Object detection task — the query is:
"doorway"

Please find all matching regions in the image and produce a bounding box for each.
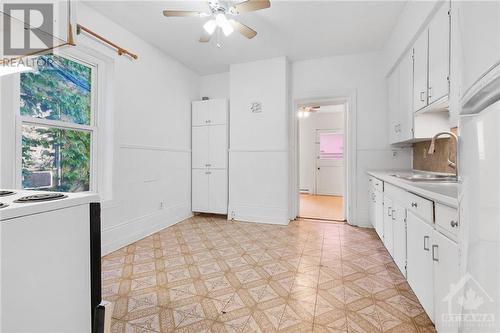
[298,104,346,221]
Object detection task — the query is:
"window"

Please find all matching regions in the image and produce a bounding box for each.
[19,54,96,192]
[319,133,344,160]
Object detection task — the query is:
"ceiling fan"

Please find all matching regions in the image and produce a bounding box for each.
[163,0,270,44]
[297,105,320,118]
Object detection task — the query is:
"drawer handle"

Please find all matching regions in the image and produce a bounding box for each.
[420,91,426,102]
[205,171,211,175]
[432,245,439,262]
[411,202,418,208]
[423,236,429,251]
[450,220,459,228]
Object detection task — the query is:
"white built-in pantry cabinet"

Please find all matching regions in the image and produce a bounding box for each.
[191,99,228,214]
[388,2,451,144]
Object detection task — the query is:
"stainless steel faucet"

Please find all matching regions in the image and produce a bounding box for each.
[428,131,458,178]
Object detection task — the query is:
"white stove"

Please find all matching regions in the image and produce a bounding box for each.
[0,189,105,333]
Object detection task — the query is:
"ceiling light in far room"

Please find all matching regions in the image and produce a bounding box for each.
[203,19,217,35]
[216,13,234,36]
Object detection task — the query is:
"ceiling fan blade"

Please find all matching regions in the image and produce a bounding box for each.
[233,0,270,14]
[230,20,257,39]
[199,30,212,43]
[163,10,204,17]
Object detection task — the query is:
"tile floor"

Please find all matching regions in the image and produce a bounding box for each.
[102,215,436,333]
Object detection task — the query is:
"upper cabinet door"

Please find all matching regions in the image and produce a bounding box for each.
[208,125,228,169]
[388,68,400,144]
[209,99,228,125]
[399,50,415,142]
[192,101,209,126]
[192,126,210,168]
[413,31,429,112]
[428,3,451,104]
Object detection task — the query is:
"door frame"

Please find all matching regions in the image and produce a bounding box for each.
[314,128,345,197]
[289,89,357,225]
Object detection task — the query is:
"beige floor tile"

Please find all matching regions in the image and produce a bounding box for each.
[102,215,436,333]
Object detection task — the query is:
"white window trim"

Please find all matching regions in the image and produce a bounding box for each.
[13,48,110,196]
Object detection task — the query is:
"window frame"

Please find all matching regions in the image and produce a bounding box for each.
[15,52,99,193]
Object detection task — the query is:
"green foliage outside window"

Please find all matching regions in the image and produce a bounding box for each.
[20,54,93,192]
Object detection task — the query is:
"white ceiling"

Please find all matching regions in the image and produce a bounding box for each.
[84,1,406,75]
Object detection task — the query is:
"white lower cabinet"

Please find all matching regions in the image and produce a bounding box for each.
[192,169,227,214]
[407,211,435,321]
[433,230,460,333]
[392,201,407,277]
[368,177,384,240]
[383,196,394,256]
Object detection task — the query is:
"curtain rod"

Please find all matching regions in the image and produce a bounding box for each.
[76,24,138,60]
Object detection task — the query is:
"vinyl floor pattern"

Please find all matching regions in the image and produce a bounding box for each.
[102,215,435,333]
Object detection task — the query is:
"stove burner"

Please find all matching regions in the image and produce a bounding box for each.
[0,202,8,209]
[0,190,15,197]
[14,193,67,203]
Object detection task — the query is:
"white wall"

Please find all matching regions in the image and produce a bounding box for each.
[382,0,440,75]
[200,72,230,99]
[228,57,290,224]
[292,52,412,227]
[0,3,200,254]
[76,3,200,254]
[299,110,344,194]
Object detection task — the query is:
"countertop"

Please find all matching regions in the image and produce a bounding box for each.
[367,170,458,208]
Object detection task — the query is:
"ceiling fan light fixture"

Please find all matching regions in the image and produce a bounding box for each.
[203,19,217,35]
[216,13,234,36]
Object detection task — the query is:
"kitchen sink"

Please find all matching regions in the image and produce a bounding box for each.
[391,174,458,183]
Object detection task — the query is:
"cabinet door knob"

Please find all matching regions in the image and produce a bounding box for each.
[450,220,459,228]
[432,244,439,262]
[420,91,426,102]
[423,235,430,251]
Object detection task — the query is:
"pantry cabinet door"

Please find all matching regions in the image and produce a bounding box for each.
[407,212,434,321]
[208,125,228,169]
[428,2,450,104]
[208,169,228,214]
[413,31,429,112]
[433,230,460,333]
[192,126,209,169]
[192,101,209,126]
[192,169,209,212]
[209,99,228,125]
[399,50,414,142]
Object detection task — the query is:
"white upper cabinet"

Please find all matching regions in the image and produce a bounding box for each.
[388,69,400,144]
[413,31,429,112]
[428,3,451,104]
[398,50,415,142]
[192,99,228,126]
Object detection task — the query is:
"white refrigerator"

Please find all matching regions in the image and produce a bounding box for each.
[458,2,500,332]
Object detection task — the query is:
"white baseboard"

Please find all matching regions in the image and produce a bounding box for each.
[228,204,289,225]
[101,202,192,255]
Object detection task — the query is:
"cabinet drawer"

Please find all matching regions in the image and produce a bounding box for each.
[435,203,459,240]
[406,192,434,223]
[384,183,407,202]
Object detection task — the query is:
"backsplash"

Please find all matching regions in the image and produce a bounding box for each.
[413,128,457,174]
